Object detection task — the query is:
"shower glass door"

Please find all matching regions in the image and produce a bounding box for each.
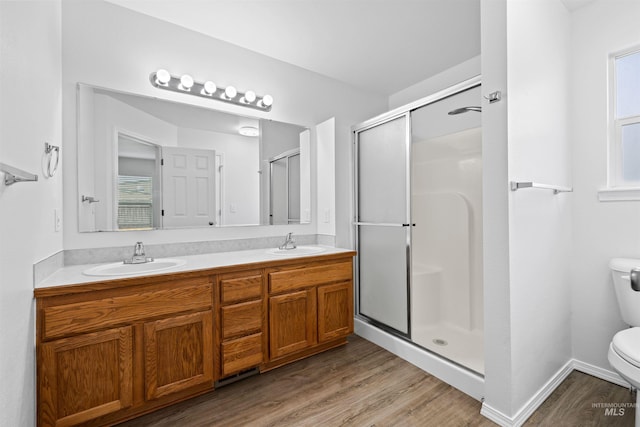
[355,114,411,336]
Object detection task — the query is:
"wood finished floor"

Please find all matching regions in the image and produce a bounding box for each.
[119,335,635,427]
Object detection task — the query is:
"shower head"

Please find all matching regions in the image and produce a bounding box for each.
[448,106,482,115]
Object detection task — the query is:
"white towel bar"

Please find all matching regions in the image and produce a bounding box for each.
[0,162,38,186]
[510,181,573,194]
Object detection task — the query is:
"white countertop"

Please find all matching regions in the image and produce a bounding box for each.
[36,245,355,289]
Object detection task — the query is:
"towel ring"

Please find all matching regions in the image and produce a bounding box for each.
[44,143,60,178]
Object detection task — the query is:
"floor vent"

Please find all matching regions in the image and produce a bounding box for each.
[215,368,260,388]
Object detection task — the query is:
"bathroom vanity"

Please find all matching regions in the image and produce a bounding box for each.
[34,247,355,427]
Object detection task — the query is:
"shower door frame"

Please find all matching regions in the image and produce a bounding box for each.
[353,75,482,342]
[354,111,413,337]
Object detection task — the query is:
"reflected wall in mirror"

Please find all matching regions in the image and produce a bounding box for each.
[77,84,310,232]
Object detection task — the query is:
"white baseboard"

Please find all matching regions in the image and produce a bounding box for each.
[481,358,630,427]
[571,359,630,388]
[480,403,514,427]
[481,359,574,427]
[354,318,485,400]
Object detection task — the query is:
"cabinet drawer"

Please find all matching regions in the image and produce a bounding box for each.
[221,300,262,340]
[220,273,262,304]
[43,280,213,340]
[221,333,263,377]
[269,262,352,294]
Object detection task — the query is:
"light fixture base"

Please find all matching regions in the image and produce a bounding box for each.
[149,72,272,112]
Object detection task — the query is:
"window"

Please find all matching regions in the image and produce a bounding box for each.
[117,175,153,230]
[609,48,640,188]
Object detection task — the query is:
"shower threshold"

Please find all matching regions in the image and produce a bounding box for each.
[412,323,484,375]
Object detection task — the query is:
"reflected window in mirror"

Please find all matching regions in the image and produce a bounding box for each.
[116,133,161,230]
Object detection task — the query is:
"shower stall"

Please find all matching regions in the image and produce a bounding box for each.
[353,77,483,376]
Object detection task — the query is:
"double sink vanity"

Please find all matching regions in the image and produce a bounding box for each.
[34,245,355,427]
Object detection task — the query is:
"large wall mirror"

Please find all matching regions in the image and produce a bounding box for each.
[77,83,311,232]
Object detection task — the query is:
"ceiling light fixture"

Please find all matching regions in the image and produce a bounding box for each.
[239,126,259,137]
[149,69,273,111]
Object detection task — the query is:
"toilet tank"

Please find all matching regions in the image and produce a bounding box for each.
[610,258,640,327]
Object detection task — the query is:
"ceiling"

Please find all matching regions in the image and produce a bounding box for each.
[106,0,481,97]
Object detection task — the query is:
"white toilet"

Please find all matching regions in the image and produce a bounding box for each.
[608,258,640,426]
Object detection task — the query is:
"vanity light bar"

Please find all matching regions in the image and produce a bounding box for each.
[149,69,273,112]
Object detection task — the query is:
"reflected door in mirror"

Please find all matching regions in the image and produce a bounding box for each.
[162,147,216,228]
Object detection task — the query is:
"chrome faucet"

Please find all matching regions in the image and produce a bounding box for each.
[124,241,154,264]
[279,232,297,250]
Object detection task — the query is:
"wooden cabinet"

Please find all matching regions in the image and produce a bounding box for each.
[269,288,317,358]
[218,270,266,377]
[35,251,355,426]
[318,281,354,343]
[38,327,133,427]
[144,311,214,400]
[266,258,354,368]
[36,276,215,427]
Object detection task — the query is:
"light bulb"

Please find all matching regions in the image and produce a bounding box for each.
[244,90,256,103]
[179,74,194,90]
[155,69,171,85]
[261,94,273,107]
[225,86,237,99]
[202,81,217,95]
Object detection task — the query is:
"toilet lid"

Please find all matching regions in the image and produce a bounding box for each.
[612,328,640,368]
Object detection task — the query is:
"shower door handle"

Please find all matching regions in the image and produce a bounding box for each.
[354,222,407,227]
[354,222,415,227]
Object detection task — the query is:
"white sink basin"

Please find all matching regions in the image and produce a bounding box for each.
[266,246,326,256]
[83,258,186,277]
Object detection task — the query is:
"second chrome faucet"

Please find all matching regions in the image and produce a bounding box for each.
[278,232,297,250]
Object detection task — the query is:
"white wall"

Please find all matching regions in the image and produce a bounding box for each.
[299,129,312,224]
[388,56,481,110]
[0,1,63,426]
[506,0,573,414]
[316,117,336,236]
[482,0,573,420]
[480,0,513,416]
[62,0,387,250]
[570,0,640,373]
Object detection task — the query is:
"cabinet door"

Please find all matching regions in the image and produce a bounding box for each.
[38,327,133,427]
[144,311,214,400]
[318,282,354,343]
[269,289,316,359]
